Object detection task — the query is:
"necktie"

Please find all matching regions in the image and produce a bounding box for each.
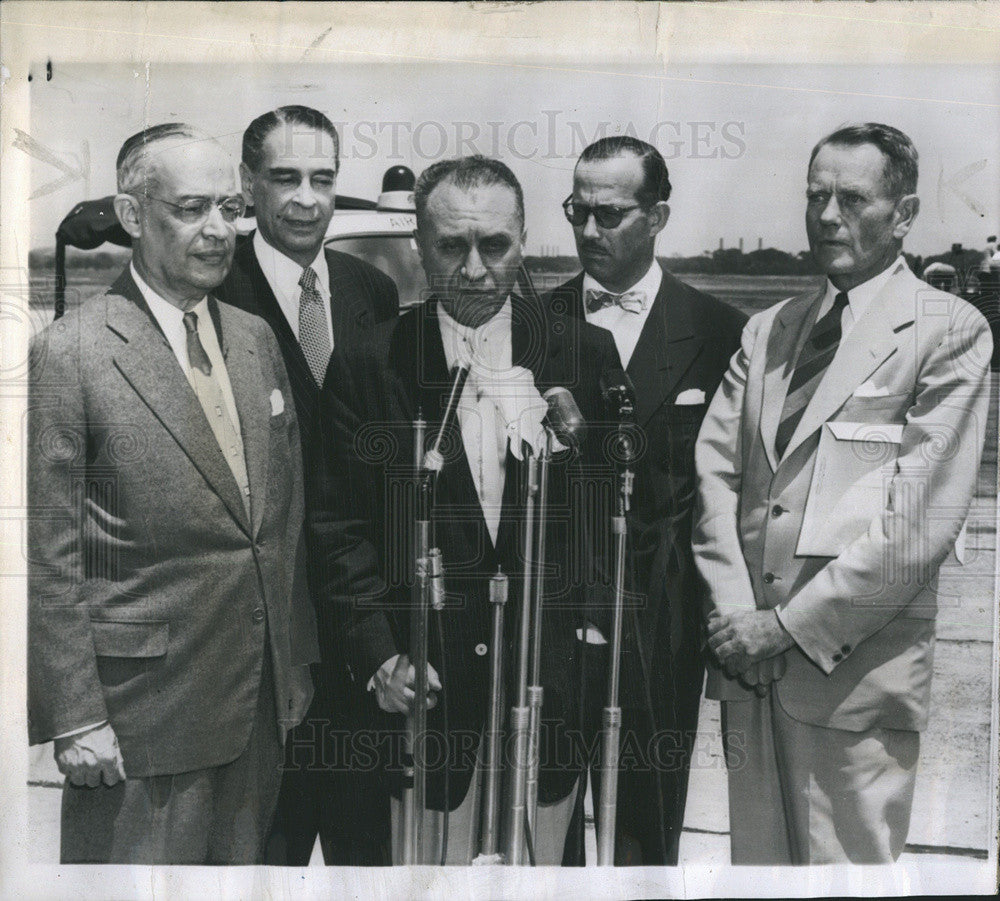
[774,291,850,459]
[298,266,332,386]
[183,311,251,517]
[585,288,646,314]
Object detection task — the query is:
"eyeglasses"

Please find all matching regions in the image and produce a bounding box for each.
[143,194,246,225]
[562,195,644,229]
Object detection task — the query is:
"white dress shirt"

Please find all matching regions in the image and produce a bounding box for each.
[253,229,334,350]
[582,260,663,368]
[817,256,905,338]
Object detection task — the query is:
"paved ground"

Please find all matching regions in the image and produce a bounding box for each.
[26,376,998,867]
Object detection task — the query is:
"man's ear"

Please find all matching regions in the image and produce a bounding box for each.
[893,194,919,239]
[412,229,424,266]
[239,162,255,205]
[648,201,670,236]
[113,194,143,240]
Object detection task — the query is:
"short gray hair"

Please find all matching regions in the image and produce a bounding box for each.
[414,155,524,230]
[116,122,216,195]
[809,123,919,199]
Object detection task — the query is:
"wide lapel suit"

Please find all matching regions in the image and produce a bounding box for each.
[548,265,746,864]
[312,294,619,811]
[694,263,992,730]
[28,269,318,778]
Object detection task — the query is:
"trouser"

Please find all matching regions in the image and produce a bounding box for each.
[721,687,920,865]
[389,733,579,865]
[563,639,701,866]
[62,649,283,865]
[264,682,391,866]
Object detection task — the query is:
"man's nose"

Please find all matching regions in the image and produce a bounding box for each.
[819,194,842,225]
[201,203,231,239]
[582,212,600,240]
[292,180,317,208]
[462,246,487,281]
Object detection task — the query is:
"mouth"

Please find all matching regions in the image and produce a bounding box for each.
[282,218,320,231]
[192,251,229,265]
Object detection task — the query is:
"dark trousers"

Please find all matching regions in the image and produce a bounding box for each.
[264,677,391,866]
[61,651,282,865]
[562,638,701,866]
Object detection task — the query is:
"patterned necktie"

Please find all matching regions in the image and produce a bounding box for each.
[585,288,646,314]
[774,291,850,459]
[298,266,332,387]
[182,311,251,516]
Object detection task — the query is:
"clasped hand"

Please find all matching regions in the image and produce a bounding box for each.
[372,654,442,715]
[706,609,795,695]
[54,723,126,788]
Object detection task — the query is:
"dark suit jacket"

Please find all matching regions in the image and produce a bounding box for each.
[548,265,746,717]
[215,233,399,453]
[28,269,319,778]
[311,294,620,809]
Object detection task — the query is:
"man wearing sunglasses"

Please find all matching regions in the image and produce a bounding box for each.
[28,123,318,863]
[550,136,746,866]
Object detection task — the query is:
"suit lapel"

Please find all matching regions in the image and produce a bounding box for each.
[783,274,909,459]
[213,299,270,537]
[326,248,371,350]
[759,289,822,472]
[107,273,251,532]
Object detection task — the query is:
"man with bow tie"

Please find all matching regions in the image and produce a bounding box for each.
[311,155,620,864]
[548,136,746,866]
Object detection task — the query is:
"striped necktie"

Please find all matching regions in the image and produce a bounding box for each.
[774,291,849,459]
[298,266,332,387]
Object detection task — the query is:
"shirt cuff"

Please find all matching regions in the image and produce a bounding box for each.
[53,720,107,741]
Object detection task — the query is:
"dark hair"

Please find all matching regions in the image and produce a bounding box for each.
[809,123,918,199]
[242,105,340,173]
[414,155,525,228]
[577,135,672,206]
[116,122,213,193]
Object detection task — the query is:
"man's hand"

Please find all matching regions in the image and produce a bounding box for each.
[707,610,795,680]
[54,723,126,788]
[372,654,442,715]
[733,655,789,697]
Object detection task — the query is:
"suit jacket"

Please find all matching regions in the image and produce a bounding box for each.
[215,233,399,453]
[548,266,746,714]
[28,269,319,777]
[311,294,620,809]
[693,263,992,732]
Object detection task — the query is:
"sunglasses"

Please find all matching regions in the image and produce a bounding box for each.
[562,195,644,229]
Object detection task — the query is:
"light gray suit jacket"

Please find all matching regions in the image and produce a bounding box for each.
[693,263,992,732]
[28,269,318,777]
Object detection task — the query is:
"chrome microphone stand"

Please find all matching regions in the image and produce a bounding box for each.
[596,393,636,866]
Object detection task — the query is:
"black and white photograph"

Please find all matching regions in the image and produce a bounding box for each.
[1,2,998,897]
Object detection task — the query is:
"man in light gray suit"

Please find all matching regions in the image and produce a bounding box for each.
[693,123,992,864]
[28,123,318,863]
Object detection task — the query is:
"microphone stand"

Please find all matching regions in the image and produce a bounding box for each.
[403,365,470,865]
[596,397,635,866]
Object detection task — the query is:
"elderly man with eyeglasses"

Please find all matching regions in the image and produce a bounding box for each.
[27,123,318,864]
[548,136,746,866]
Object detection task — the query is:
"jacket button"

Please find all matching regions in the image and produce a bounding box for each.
[771,505,784,518]
[252,608,265,623]
[763,572,776,584]
[475,643,488,657]
[832,652,843,663]
[841,644,851,654]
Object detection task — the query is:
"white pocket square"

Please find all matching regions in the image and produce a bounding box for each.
[675,388,706,406]
[853,381,892,398]
[270,389,285,416]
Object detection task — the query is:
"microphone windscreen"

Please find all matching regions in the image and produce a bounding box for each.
[543,386,587,447]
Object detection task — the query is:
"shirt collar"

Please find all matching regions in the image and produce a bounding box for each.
[437,297,513,373]
[253,229,330,301]
[582,259,662,305]
[130,262,209,326]
[824,255,905,322]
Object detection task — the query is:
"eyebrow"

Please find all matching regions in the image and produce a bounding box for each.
[265,166,337,177]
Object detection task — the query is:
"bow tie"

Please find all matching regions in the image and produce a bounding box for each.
[585,288,647,314]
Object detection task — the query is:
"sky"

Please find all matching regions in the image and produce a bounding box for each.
[24,60,1000,258]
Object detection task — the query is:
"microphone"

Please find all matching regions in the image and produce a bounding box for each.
[542,387,587,448]
[600,367,636,419]
[423,361,472,473]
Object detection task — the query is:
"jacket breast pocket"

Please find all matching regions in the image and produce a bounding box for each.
[91,620,169,658]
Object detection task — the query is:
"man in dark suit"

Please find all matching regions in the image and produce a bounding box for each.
[28,123,317,864]
[215,105,398,866]
[549,136,746,865]
[312,155,620,863]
